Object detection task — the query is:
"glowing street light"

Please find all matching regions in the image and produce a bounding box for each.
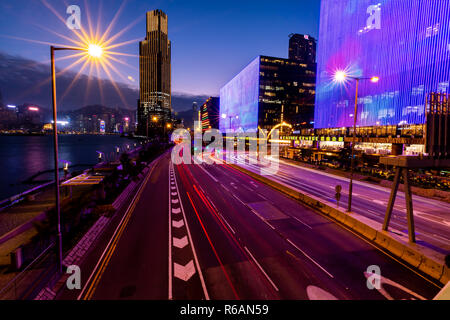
[333,70,380,212]
[88,44,103,58]
[50,43,106,274]
[334,70,347,83]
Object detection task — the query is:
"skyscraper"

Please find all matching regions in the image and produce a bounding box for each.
[137,9,172,136]
[288,34,316,64]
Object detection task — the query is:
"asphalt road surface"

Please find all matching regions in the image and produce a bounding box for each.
[58,152,442,300]
[229,153,450,255]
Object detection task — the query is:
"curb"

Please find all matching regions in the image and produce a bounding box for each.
[230,164,449,286]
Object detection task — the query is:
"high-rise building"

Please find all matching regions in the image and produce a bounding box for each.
[289,34,316,64]
[200,97,220,131]
[137,9,172,136]
[219,56,316,132]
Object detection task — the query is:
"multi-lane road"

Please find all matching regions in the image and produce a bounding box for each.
[58,151,442,300]
[229,153,450,254]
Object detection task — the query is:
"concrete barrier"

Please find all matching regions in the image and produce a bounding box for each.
[230,163,449,286]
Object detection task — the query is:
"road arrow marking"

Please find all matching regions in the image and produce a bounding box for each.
[172,219,184,228]
[171,192,178,196]
[174,260,196,281]
[172,207,181,214]
[172,199,179,204]
[173,236,188,249]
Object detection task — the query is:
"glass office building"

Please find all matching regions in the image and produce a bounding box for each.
[315,0,450,130]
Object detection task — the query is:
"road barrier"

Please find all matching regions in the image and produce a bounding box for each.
[229,164,449,286]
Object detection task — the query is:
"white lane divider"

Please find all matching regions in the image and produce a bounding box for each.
[169,162,210,299]
[244,246,279,292]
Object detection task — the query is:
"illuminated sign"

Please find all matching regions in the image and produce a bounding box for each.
[100,120,106,133]
[315,0,450,129]
[219,57,260,132]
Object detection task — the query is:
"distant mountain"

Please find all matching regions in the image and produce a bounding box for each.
[63,104,133,117]
[173,109,195,129]
[0,52,211,113]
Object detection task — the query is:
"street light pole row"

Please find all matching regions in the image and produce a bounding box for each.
[333,71,380,213]
[50,45,99,274]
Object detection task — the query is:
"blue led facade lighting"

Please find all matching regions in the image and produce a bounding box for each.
[219,57,260,132]
[314,0,450,129]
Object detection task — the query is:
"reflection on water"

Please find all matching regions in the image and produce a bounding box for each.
[0,135,135,200]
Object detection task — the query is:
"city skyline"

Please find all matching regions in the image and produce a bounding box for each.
[0,0,320,97]
[138,9,172,135]
[0,0,448,305]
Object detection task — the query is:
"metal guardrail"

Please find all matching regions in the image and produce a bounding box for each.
[0,243,55,300]
[0,181,54,212]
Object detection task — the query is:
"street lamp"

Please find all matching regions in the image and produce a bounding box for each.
[50,45,102,274]
[333,71,379,212]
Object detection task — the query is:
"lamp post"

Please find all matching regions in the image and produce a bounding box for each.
[333,71,379,212]
[51,44,102,274]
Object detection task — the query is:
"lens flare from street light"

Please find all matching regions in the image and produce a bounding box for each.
[334,70,347,83]
[88,44,103,58]
[371,76,380,83]
[12,0,143,108]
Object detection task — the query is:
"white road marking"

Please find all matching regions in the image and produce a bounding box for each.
[174,261,196,281]
[363,272,426,300]
[286,238,334,278]
[171,163,209,299]
[306,285,338,300]
[172,219,184,228]
[293,216,313,229]
[173,236,189,249]
[244,246,279,292]
[168,167,173,300]
[172,207,181,214]
[197,163,219,182]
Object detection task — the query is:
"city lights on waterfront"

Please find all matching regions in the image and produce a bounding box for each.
[0,0,449,308]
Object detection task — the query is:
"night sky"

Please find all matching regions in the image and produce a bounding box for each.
[0,0,320,97]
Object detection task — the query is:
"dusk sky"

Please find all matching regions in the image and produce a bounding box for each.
[0,0,320,97]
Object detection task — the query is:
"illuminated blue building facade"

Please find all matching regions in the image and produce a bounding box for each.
[315,0,450,129]
[220,57,260,132]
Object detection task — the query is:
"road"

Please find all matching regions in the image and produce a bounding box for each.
[59,151,441,300]
[228,153,450,254]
